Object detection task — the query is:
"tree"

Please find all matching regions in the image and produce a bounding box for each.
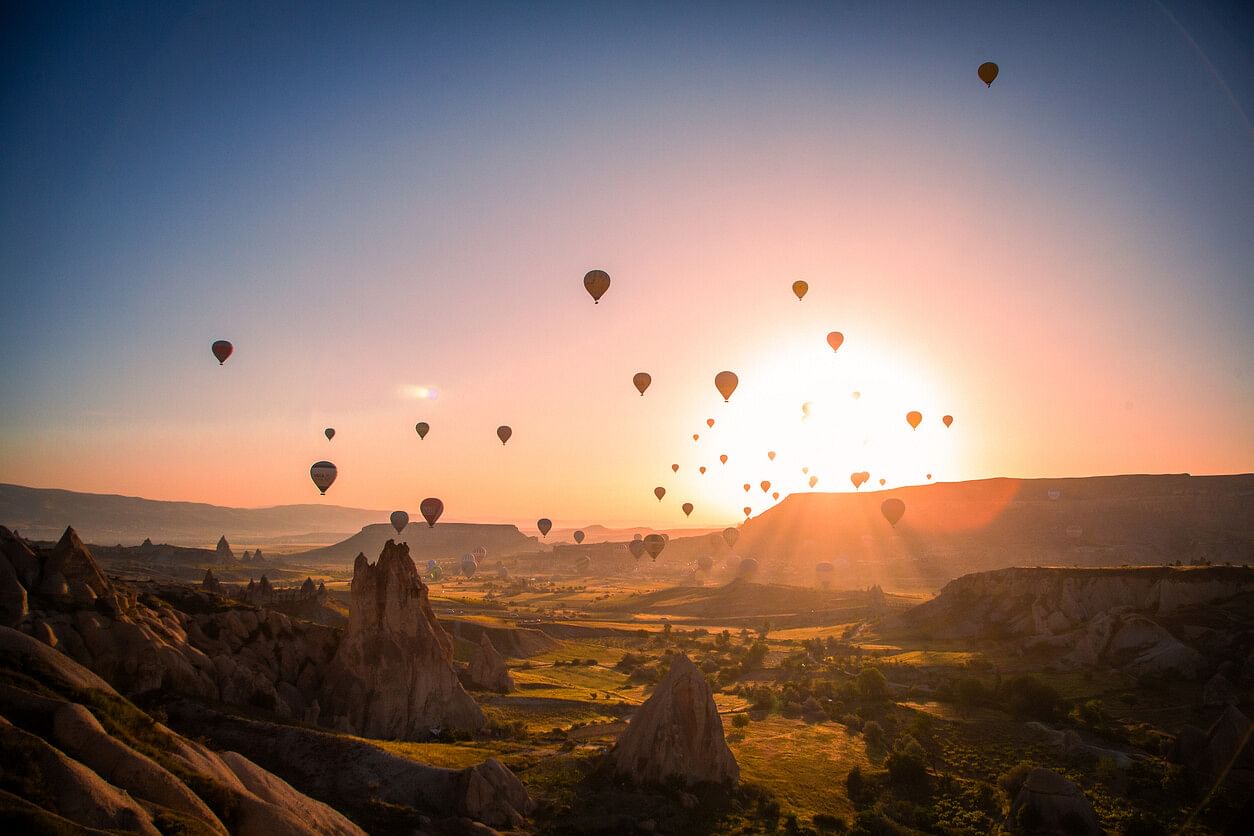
[886,734,929,786]
[858,666,889,701]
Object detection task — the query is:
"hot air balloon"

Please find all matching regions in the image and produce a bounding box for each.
[879,478,886,486]
[681,502,693,517]
[628,539,646,559]
[497,425,513,445]
[415,422,430,439]
[801,402,812,419]
[324,428,335,440]
[698,466,707,475]
[880,498,906,527]
[809,476,818,488]
[742,483,750,492]
[850,472,865,490]
[706,418,715,428]
[771,491,780,501]
[978,61,999,87]
[738,557,759,577]
[906,411,922,430]
[760,481,771,493]
[574,530,585,544]
[537,518,552,537]
[714,371,739,402]
[310,461,337,495]
[633,373,652,396]
[722,527,739,548]
[801,467,809,475]
[696,555,714,571]
[420,497,444,527]
[583,269,611,303]
[792,280,808,301]
[926,473,933,480]
[643,533,666,560]
[473,546,487,562]
[767,451,776,461]
[654,486,666,501]
[693,433,700,442]
[743,506,752,517]
[211,340,233,365]
[671,463,679,473]
[719,454,728,464]
[942,415,953,428]
[460,555,477,577]
[390,511,409,534]
[826,332,844,352]
[851,391,860,400]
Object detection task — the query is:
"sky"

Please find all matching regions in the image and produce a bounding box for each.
[1,1,1252,529]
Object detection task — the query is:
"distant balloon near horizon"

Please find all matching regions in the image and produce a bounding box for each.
[420,497,443,527]
[671,463,679,473]
[682,502,694,517]
[927,473,933,480]
[738,557,759,578]
[390,510,409,534]
[536,518,552,537]
[906,410,923,430]
[698,466,707,475]
[743,483,750,492]
[767,451,776,461]
[583,269,611,303]
[881,497,906,527]
[879,478,887,486]
[943,415,954,428]
[628,539,646,559]
[760,481,771,493]
[743,506,752,517]
[473,546,487,562]
[654,486,666,501]
[791,280,808,300]
[714,371,739,402]
[415,422,430,440]
[722,527,739,548]
[771,491,779,500]
[643,533,666,561]
[719,454,728,464]
[309,461,337,495]
[826,332,844,353]
[210,340,233,365]
[706,418,715,428]
[573,530,585,544]
[633,372,651,396]
[693,433,700,442]
[324,428,335,441]
[496,425,512,445]
[978,61,999,87]
[809,475,818,488]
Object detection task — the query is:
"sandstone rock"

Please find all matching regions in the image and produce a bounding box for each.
[219,750,364,835]
[1203,672,1238,707]
[216,535,235,564]
[44,526,114,599]
[1005,768,1100,835]
[0,625,117,692]
[322,540,483,738]
[0,548,28,627]
[468,633,514,692]
[612,653,739,786]
[203,568,224,594]
[0,525,41,587]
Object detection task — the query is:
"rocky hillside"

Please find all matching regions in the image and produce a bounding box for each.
[292,522,538,565]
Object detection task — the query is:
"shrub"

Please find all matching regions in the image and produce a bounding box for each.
[846,766,867,804]
[886,734,929,786]
[732,713,750,729]
[862,720,885,748]
[813,813,847,832]
[1001,675,1062,721]
[858,667,889,701]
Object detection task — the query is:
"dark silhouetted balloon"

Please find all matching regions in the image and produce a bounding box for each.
[390,511,409,534]
[415,422,430,439]
[826,332,844,352]
[722,527,739,548]
[633,373,651,396]
[926,473,933,480]
[310,461,337,495]
[682,502,693,517]
[978,61,999,87]
[211,340,233,365]
[460,554,477,577]
[715,371,739,402]
[697,555,714,571]
[655,486,666,501]
[628,539,646,559]
[583,269,611,303]
[420,497,444,527]
[792,280,808,300]
[537,518,552,537]
[497,425,513,445]
[881,497,906,527]
[942,414,953,428]
[324,428,335,440]
[574,530,585,544]
[643,533,666,561]
[906,411,922,430]
[738,557,759,577]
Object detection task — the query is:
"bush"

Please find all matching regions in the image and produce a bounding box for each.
[732,713,750,729]
[1001,675,1062,722]
[886,734,929,786]
[862,720,885,748]
[846,766,867,804]
[813,813,847,832]
[858,667,889,701]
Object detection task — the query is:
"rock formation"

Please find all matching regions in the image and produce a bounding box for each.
[215,535,235,564]
[468,633,514,692]
[612,653,739,786]
[202,568,224,595]
[1005,768,1100,835]
[1170,705,1253,783]
[321,540,484,738]
[1203,672,1238,706]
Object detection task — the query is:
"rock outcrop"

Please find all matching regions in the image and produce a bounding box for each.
[1005,768,1100,835]
[215,535,235,564]
[1170,705,1254,783]
[467,633,514,692]
[612,653,739,786]
[321,540,484,737]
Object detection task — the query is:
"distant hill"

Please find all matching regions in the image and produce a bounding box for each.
[0,483,386,546]
[546,523,723,544]
[736,474,1254,590]
[290,522,539,565]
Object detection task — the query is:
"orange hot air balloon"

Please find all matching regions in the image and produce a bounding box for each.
[211,340,233,365]
[760,481,771,493]
[706,418,715,428]
[654,486,666,501]
[850,472,863,489]
[415,421,430,439]
[719,454,728,465]
[767,451,776,461]
[743,483,751,492]
[851,391,860,400]
[942,415,953,428]
[926,473,933,480]
[643,533,666,561]
[826,331,844,352]
[310,461,337,495]
[801,402,812,419]
[537,518,552,537]
[906,411,922,430]
[574,530,585,544]
[699,466,706,475]
[801,467,809,475]
[682,502,693,517]
[693,433,700,442]
[743,506,752,517]
[771,491,779,501]
[671,463,679,473]
[497,425,513,445]
[324,428,335,440]
[722,527,739,548]
[633,372,652,396]
[809,476,818,488]
[714,371,739,402]
[978,61,999,87]
[879,478,886,486]
[792,280,808,300]
[420,497,444,527]
[583,269,610,303]
[628,539,646,559]
[880,498,906,527]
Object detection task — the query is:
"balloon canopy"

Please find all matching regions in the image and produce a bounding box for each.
[978,61,999,87]
[714,371,739,402]
[390,511,409,534]
[633,372,651,396]
[415,421,430,439]
[420,497,444,527]
[309,461,337,495]
[583,269,611,303]
[211,340,233,365]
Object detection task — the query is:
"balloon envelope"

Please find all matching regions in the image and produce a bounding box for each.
[654,486,666,501]
[324,428,335,440]
[643,533,666,560]
[698,466,706,475]
[420,497,444,527]
[743,483,750,492]
[706,418,715,428]
[574,530,585,544]
[633,372,651,395]
[771,492,779,501]
[738,557,759,577]
[881,498,906,527]
[760,481,771,493]
[415,422,430,439]
[682,502,693,517]
[809,476,818,488]
[537,518,552,537]
[906,411,923,430]
[696,555,714,571]
[211,340,233,365]
[943,415,953,428]
[767,451,776,461]
[792,280,808,300]
[826,331,844,352]
[583,269,611,303]
[671,464,679,473]
[719,454,728,464]
[722,527,739,548]
[496,425,513,445]
[309,461,337,495]
[714,371,739,402]
[628,539,646,559]
[743,506,752,517]
[978,61,999,86]
[390,511,409,534]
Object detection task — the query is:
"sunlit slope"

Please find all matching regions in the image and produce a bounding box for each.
[737,474,1254,582]
[292,522,537,565]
